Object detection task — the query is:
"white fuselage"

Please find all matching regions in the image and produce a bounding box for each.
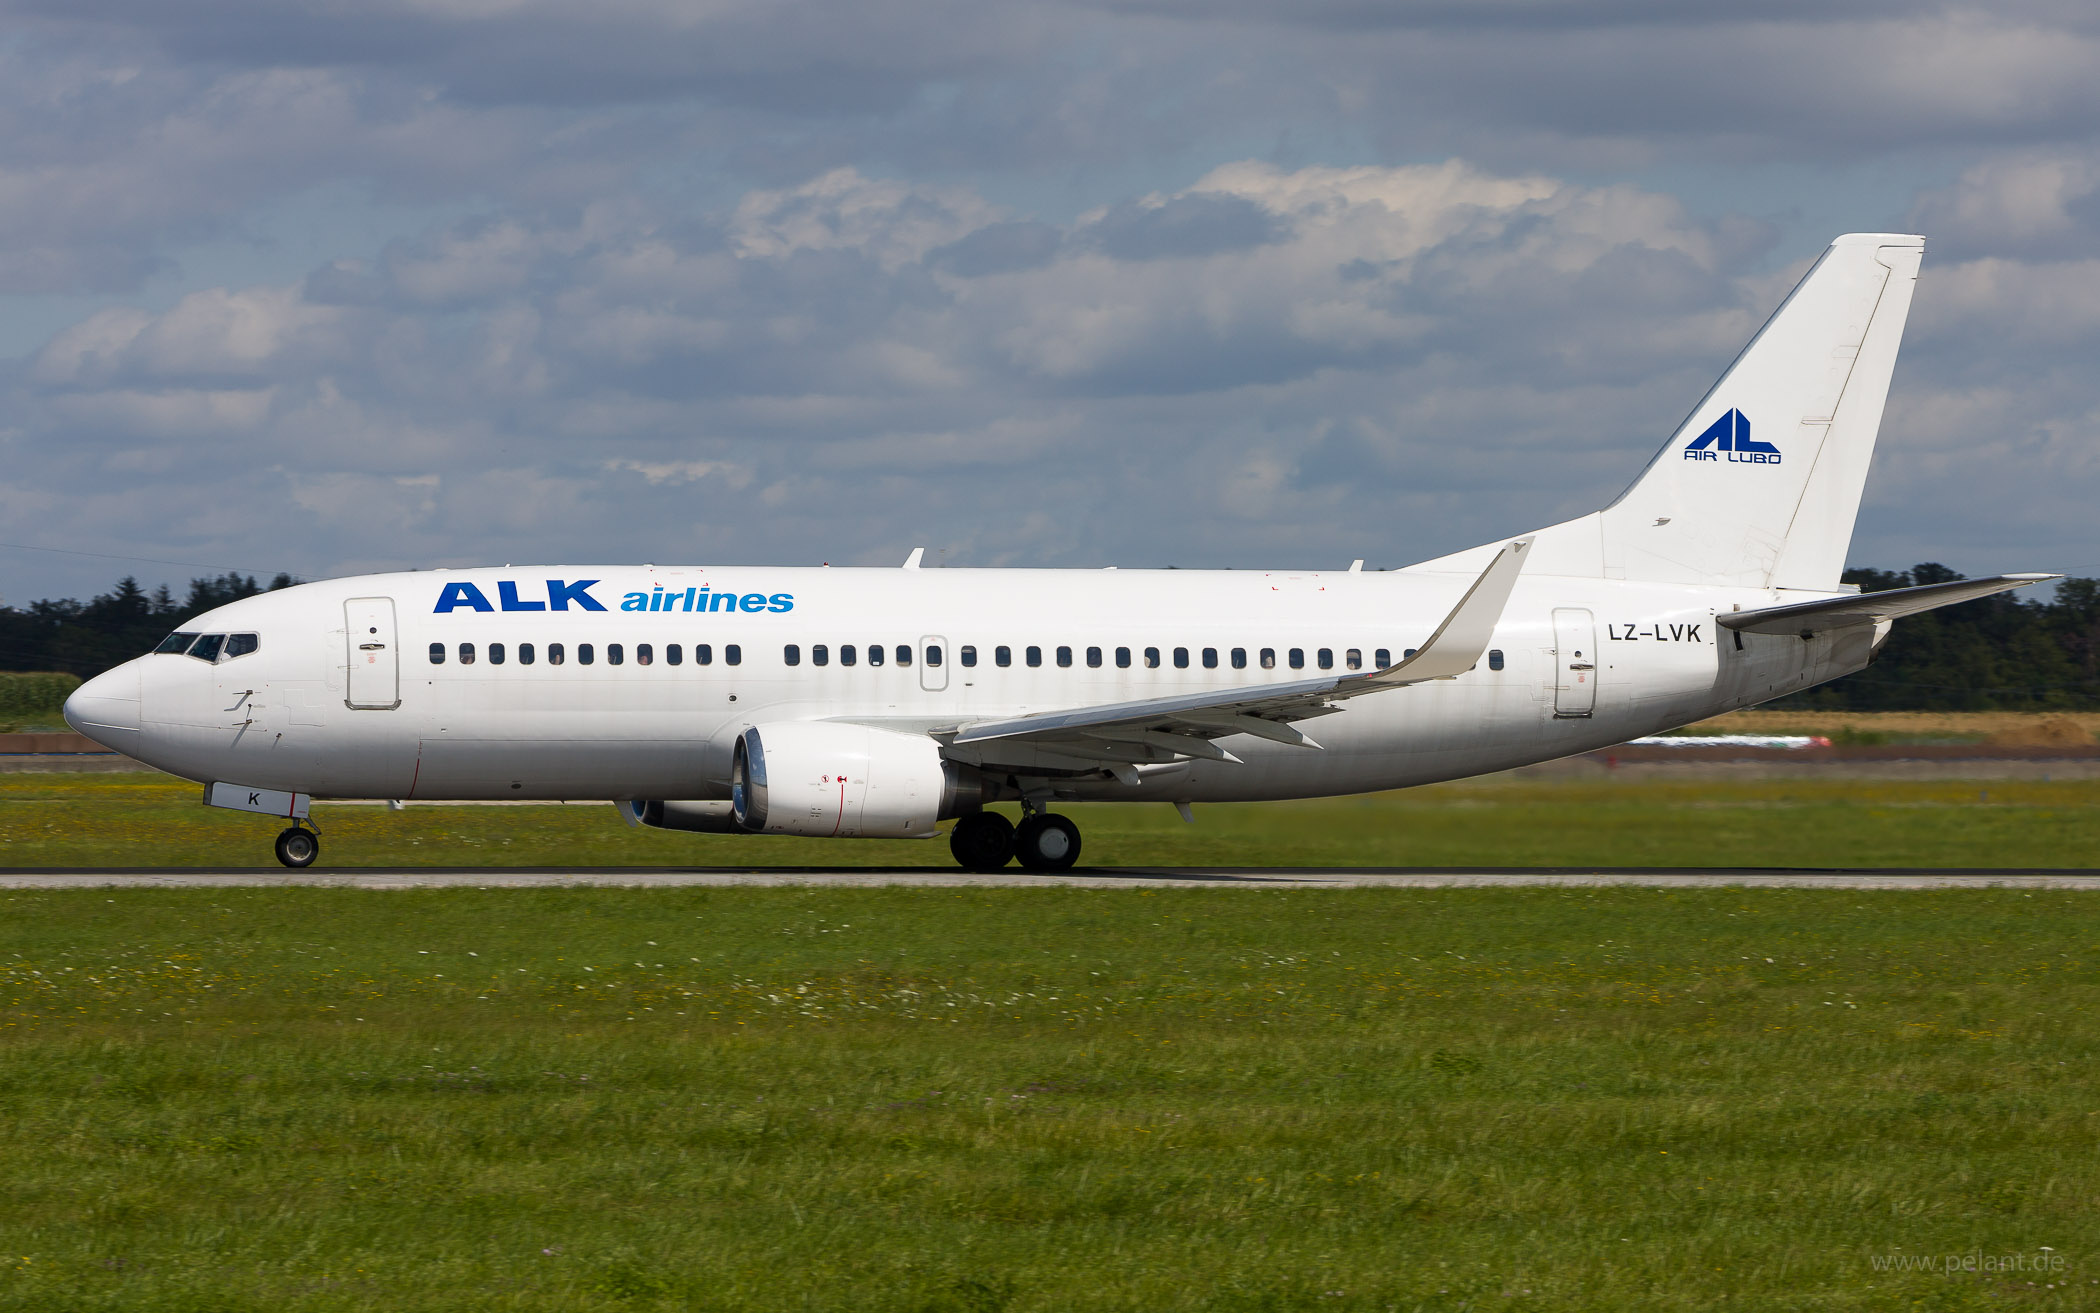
[66,564,1872,808]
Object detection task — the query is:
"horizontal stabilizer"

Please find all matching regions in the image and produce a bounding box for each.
[1718,574,2057,637]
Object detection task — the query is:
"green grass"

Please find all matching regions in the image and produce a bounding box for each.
[3,772,2099,868]
[0,886,2095,1311]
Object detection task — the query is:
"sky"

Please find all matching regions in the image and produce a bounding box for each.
[2,0,2099,604]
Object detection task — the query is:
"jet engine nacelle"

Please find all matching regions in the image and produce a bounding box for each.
[622,799,743,833]
[730,722,983,838]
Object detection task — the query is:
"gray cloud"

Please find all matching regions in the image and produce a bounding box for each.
[2,0,2099,602]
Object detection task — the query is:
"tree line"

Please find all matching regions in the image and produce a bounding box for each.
[2,565,2097,711]
[0,573,297,679]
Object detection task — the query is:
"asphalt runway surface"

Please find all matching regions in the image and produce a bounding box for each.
[3,867,2100,889]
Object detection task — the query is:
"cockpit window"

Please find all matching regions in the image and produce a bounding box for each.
[155,631,199,655]
[187,634,225,662]
[224,634,260,659]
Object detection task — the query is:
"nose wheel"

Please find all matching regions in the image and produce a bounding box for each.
[1014,813,1081,872]
[274,826,319,869]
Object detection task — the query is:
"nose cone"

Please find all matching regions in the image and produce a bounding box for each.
[64,663,142,756]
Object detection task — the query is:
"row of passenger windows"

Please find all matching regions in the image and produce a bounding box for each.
[781,644,1507,672]
[431,641,742,667]
[429,639,1509,674]
[154,631,260,662]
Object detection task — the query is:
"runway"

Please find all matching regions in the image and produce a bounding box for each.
[3,866,2099,889]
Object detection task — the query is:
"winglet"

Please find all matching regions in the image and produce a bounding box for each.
[1373,537,1531,682]
[902,548,925,570]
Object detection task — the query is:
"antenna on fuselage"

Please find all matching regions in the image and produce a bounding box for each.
[902,548,925,570]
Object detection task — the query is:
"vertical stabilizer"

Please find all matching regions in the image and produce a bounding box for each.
[1549,233,1922,590]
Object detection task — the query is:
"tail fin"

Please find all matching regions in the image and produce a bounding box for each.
[1470,234,1924,590]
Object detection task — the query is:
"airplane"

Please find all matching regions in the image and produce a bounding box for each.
[64,232,2054,871]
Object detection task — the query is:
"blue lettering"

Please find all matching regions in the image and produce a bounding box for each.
[768,593,795,613]
[708,592,735,613]
[682,587,698,613]
[739,593,766,613]
[434,582,493,613]
[497,581,546,612]
[621,592,649,612]
[547,579,606,612]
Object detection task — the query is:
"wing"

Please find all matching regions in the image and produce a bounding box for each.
[934,538,1532,778]
[1717,573,2057,637]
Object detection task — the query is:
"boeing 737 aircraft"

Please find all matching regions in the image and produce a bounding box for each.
[65,233,2052,870]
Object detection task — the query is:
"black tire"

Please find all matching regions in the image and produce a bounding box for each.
[948,812,1016,871]
[274,827,319,869]
[1014,813,1081,872]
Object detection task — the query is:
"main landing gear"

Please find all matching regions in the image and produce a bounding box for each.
[274,823,320,869]
[948,810,1081,872]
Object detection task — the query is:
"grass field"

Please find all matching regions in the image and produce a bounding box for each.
[3,771,2099,869]
[0,885,2094,1311]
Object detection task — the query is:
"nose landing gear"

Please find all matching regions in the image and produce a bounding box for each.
[273,824,320,869]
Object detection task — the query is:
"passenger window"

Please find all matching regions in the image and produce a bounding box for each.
[225,633,259,659]
[1202,648,1218,669]
[841,644,857,667]
[156,631,199,655]
[1404,648,1418,659]
[1056,646,1073,668]
[959,646,976,668]
[1346,648,1362,671]
[725,644,741,666]
[579,643,595,666]
[813,645,829,667]
[1289,648,1304,669]
[608,643,624,666]
[1260,648,1275,669]
[925,645,942,667]
[895,645,911,667]
[1115,646,1131,669]
[549,642,566,665]
[1086,646,1102,668]
[1026,646,1042,668]
[867,644,883,667]
[1376,648,1391,667]
[520,642,536,665]
[695,644,712,666]
[1231,648,1247,669]
[1318,649,1333,670]
[489,642,506,666]
[785,644,802,667]
[429,642,445,665]
[188,634,225,662]
[637,643,653,666]
[666,644,681,666]
[1173,647,1189,669]
[1488,649,1505,671]
[458,642,475,665]
[1144,646,1160,668]
[995,646,1011,667]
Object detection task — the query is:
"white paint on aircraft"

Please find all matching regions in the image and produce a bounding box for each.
[62,234,2056,869]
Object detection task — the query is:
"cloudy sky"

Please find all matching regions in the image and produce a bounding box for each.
[2,0,2097,602]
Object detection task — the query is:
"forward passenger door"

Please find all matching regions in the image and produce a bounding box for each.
[345,597,402,710]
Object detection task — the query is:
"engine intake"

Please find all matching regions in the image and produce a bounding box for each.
[731,722,983,837]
